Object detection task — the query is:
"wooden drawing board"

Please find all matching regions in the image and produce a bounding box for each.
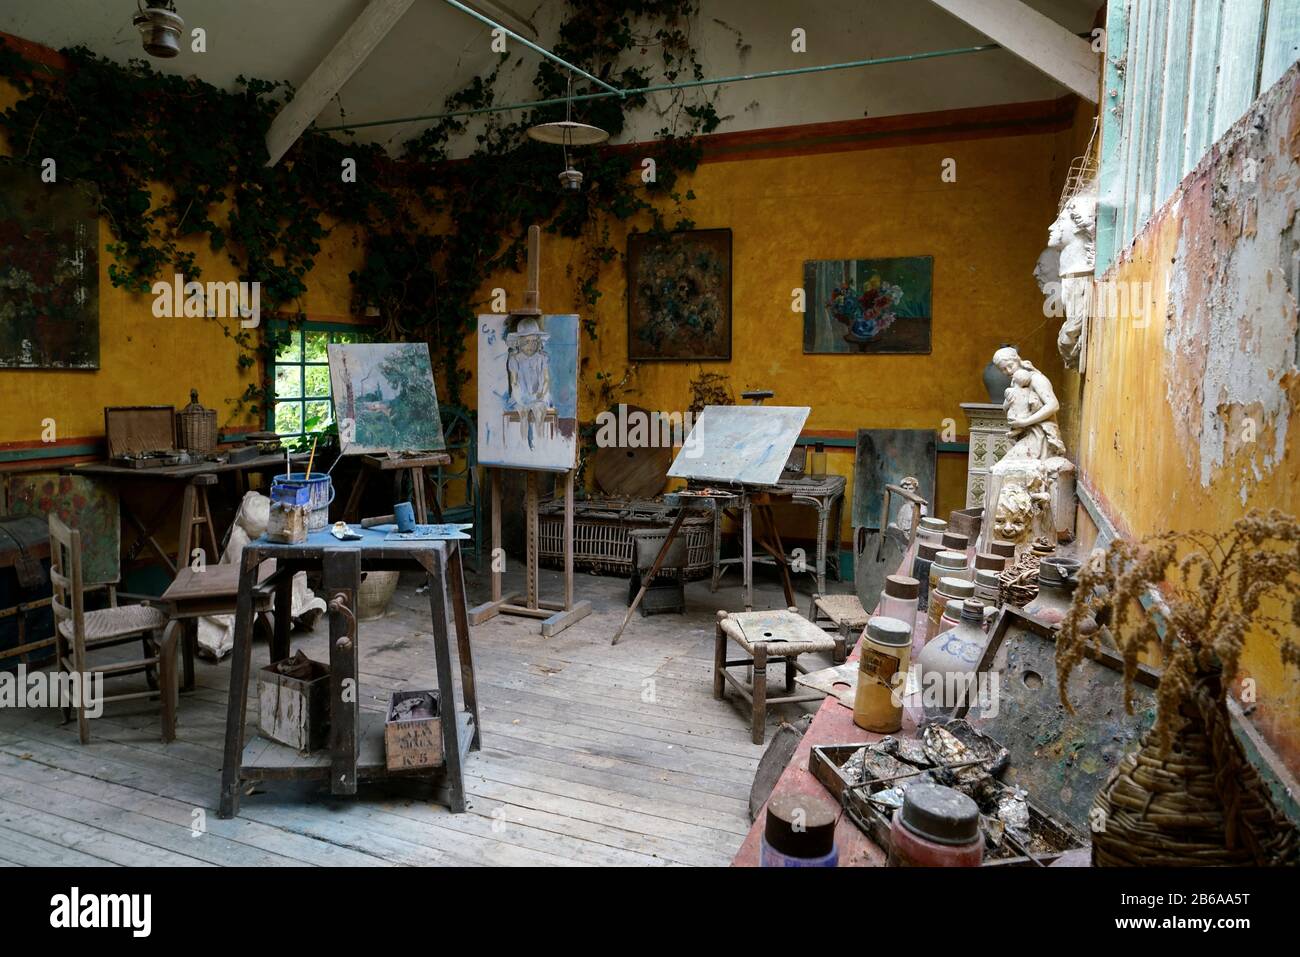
[667,405,810,487]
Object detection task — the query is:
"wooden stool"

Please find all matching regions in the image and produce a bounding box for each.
[806,592,866,664]
[714,608,841,744]
[161,560,276,691]
[176,473,220,572]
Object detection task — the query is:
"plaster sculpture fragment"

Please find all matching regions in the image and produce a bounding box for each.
[1043,183,1098,371]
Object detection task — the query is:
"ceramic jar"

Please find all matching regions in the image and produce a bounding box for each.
[925,575,975,642]
[889,783,984,867]
[1023,556,1082,627]
[853,615,913,733]
[918,598,988,713]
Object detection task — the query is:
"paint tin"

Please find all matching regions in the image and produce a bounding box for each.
[272,472,334,531]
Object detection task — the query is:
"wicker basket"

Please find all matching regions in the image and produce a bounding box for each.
[176,389,217,452]
[538,498,714,579]
[1092,673,1299,866]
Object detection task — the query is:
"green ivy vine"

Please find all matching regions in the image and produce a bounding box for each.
[0,0,721,419]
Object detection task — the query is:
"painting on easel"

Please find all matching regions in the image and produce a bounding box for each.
[477,313,579,472]
[327,342,446,455]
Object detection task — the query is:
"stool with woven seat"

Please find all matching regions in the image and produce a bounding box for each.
[713,608,841,744]
[49,515,180,744]
[806,592,866,663]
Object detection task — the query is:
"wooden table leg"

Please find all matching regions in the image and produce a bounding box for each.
[426,545,468,812]
[324,548,360,797]
[176,482,198,573]
[271,569,293,664]
[218,549,261,819]
[446,543,481,751]
[182,618,197,691]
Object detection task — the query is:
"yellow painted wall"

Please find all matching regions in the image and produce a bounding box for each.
[1077,67,1300,770]
[467,127,1074,544]
[0,77,365,448]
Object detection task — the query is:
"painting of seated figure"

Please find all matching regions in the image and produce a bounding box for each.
[478,313,579,472]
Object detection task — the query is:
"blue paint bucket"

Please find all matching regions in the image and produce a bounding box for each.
[272,472,334,530]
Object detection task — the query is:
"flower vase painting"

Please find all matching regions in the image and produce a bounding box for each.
[627,228,731,361]
[802,256,933,354]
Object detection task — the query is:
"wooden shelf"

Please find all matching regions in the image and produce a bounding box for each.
[240,710,475,783]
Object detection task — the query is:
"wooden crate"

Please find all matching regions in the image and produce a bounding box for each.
[104,405,176,458]
[257,657,330,754]
[384,689,442,771]
[538,498,713,579]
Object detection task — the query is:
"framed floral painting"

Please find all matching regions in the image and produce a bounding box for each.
[803,256,932,354]
[627,228,731,361]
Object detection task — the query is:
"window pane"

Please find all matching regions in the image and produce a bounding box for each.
[274,364,302,398]
[275,330,301,363]
[305,364,331,397]
[274,402,303,436]
[304,400,333,434]
[304,331,328,362]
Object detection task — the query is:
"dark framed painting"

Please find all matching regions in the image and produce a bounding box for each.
[0,165,100,369]
[627,227,731,361]
[803,256,932,354]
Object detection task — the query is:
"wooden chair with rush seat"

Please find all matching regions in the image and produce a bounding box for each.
[48,515,181,744]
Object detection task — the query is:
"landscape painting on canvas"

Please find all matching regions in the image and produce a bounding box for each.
[803,256,933,354]
[327,342,445,455]
[478,314,579,472]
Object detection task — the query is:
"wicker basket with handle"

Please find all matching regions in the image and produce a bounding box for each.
[177,389,217,452]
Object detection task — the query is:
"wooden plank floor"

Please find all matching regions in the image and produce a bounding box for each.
[0,562,842,866]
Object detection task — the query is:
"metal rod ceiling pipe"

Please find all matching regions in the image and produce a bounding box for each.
[441,0,622,95]
[316,41,1004,133]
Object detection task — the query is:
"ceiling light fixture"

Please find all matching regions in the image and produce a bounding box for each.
[132,1,184,59]
[526,75,609,191]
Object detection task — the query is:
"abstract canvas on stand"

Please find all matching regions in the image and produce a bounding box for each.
[627,228,731,361]
[803,256,932,354]
[327,342,445,455]
[477,314,579,472]
[0,167,99,369]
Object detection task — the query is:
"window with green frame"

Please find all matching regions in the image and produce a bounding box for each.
[269,322,371,442]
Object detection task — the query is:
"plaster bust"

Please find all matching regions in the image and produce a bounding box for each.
[1043,183,1098,370]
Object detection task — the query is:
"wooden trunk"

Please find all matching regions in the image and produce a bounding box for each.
[384,689,443,771]
[257,658,330,754]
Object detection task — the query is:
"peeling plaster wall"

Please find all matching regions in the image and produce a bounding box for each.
[1079,64,1300,771]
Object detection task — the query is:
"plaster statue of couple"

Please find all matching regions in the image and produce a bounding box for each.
[984,346,1074,549]
[1035,181,1097,370]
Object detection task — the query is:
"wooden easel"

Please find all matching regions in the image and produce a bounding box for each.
[343,452,451,524]
[467,225,591,638]
[469,466,590,636]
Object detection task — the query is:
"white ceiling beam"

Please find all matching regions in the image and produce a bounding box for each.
[462,0,538,38]
[264,0,417,167]
[926,0,1100,102]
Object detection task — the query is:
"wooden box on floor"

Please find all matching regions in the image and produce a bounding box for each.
[257,658,330,754]
[384,690,442,771]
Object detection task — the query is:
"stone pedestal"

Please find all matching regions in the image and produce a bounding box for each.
[960,403,1010,509]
